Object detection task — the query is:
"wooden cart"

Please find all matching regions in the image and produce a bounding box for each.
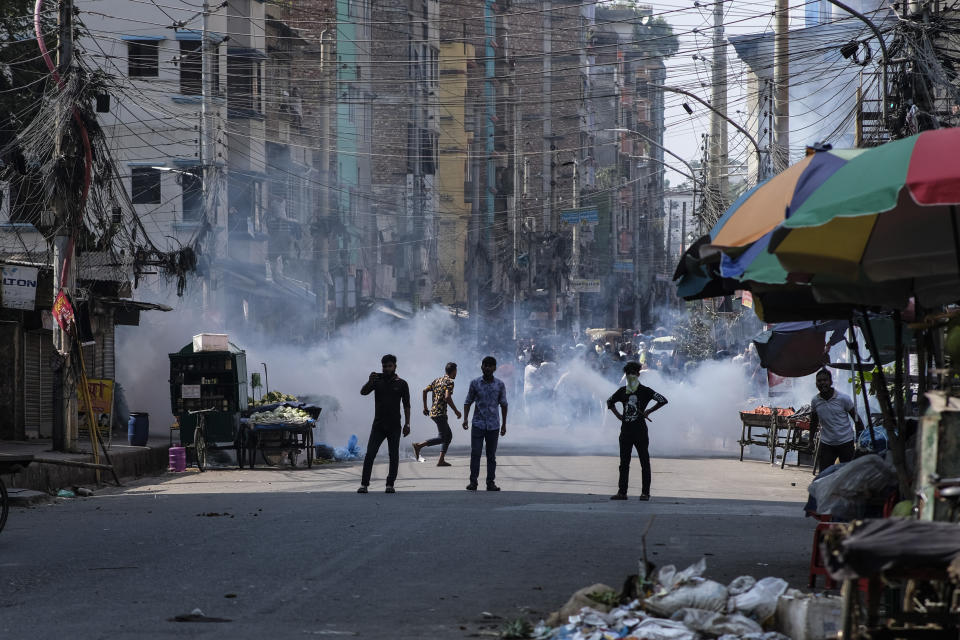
[738,408,795,464]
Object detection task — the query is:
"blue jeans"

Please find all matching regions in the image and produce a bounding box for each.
[470,427,500,486]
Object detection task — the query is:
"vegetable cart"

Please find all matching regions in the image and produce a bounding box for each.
[239,403,322,469]
[169,337,249,471]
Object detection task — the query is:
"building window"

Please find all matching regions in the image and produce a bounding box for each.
[228,58,255,111]
[128,40,159,78]
[181,168,203,221]
[131,167,161,204]
[179,41,202,95]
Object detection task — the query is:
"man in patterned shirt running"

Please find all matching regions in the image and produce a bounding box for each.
[413,362,461,466]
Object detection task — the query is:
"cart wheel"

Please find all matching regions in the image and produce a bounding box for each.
[0,477,8,534]
[306,431,314,469]
[195,424,207,472]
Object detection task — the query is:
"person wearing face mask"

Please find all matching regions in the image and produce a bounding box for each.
[607,361,668,501]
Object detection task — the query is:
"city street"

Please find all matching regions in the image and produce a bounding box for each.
[1,452,816,639]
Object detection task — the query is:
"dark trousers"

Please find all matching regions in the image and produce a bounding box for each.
[360,423,401,487]
[816,439,855,474]
[618,427,651,495]
[470,427,500,485]
[423,415,453,453]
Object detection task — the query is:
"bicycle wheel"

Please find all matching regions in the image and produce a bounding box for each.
[0,478,8,534]
[195,420,207,472]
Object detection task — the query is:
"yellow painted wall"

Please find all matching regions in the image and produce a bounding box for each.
[434,42,474,306]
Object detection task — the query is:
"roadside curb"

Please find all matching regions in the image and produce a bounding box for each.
[1,444,171,494]
[5,487,53,506]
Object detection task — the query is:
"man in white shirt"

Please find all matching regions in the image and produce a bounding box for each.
[810,368,864,473]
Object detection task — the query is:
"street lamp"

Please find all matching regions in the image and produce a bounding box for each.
[605,128,699,187]
[261,362,269,395]
[647,83,768,182]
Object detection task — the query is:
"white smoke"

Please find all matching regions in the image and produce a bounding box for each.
[117,294,835,460]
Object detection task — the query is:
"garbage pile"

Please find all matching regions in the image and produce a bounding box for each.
[532,558,837,640]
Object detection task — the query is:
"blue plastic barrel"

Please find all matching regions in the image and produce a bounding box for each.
[128,412,149,446]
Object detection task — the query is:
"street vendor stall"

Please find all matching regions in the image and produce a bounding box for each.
[738,405,797,464]
[240,403,321,469]
[168,334,248,471]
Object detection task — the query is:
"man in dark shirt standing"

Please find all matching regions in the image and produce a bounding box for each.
[358,354,411,494]
[607,361,667,501]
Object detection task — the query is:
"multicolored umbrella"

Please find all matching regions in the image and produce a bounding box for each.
[771,128,960,283]
[674,145,864,300]
[705,146,865,256]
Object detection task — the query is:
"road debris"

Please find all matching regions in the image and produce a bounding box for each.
[168,608,232,623]
[534,559,839,640]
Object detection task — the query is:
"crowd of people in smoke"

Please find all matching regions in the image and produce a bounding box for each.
[479,329,767,424]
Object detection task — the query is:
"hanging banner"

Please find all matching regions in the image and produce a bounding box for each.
[52,290,75,331]
[78,379,114,440]
[1,264,39,310]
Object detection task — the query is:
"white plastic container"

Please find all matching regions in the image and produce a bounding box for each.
[193,333,229,352]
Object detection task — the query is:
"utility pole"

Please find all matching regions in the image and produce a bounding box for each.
[571,159,580,336]
[774,0,790,171]
[470,104,482,345]
[314,28,332,338]
[543,0,556,334]
[53,0,76,451]
[710,0,729,199]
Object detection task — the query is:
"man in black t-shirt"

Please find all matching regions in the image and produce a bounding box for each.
[606,361,668,501]
[358,354,411,494]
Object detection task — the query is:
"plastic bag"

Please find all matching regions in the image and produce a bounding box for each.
[727,575,756,596]
[719,633,791,640]
[857,426,888,454]
[671,608,763,636]
[655,558,707,593]
[646,579,728,616]
[808,454,896,518]
[630,618,697,640]
[334,434,364,461]
[728,577,788,622]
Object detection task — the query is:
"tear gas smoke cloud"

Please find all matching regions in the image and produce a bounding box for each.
[118,288,843,460]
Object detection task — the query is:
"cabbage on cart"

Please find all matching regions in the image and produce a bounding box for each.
[241,402,322,469]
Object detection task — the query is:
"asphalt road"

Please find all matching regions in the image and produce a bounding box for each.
[0,451,816,639]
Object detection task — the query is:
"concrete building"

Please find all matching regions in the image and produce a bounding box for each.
[435,41,476,309]
[590,4,667,330]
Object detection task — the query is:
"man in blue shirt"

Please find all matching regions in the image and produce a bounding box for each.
[462,356,508,491]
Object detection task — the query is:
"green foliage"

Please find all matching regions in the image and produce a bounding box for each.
[675,308,716,361]
[634,16,680,59]
[250,390,298,406]
[586,588,621,607]
[500,618,533,639]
